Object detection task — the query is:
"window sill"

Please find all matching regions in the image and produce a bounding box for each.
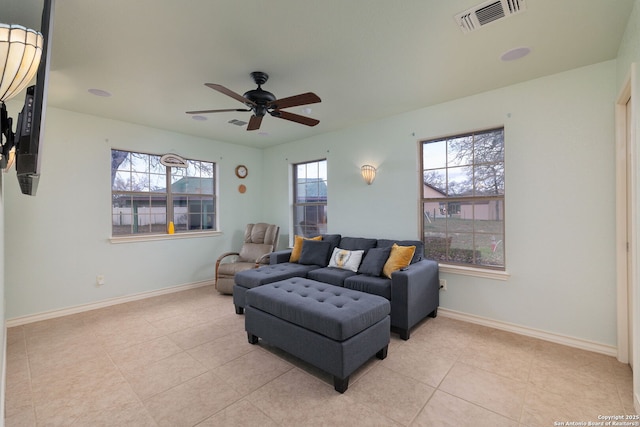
[110,231,222,244]
[438,263,510,281]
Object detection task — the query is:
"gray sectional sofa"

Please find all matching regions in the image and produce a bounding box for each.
[233,234,440,340]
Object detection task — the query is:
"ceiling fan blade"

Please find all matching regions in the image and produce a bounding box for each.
[205,83,256,106]
[186,108,251,114]
[269,92,321,110]
[272,110,319,127]
[247,115,263,131]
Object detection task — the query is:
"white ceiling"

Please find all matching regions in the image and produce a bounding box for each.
[2,0,635,148]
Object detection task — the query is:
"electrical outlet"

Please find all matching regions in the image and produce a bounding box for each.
[96,275,105,286]
[439,279,447,291]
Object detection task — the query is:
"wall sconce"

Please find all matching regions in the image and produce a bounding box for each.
[1,24,44,171]
[361,164,377,185]
[0,24,43,103]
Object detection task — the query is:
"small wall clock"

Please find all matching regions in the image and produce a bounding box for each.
[235,165,248,179]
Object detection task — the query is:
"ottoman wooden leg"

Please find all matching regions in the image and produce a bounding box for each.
[376,345,388,360]
[334,376,349,393]
[235,305,244,315]
[247,333,259,344]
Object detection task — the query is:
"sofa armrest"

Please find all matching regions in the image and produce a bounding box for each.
[270,249,293,265]
[390,259,440,339]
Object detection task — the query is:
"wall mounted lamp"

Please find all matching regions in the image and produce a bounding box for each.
[0,24,43,103]
[0,24,44,170]
[361,164,377,185]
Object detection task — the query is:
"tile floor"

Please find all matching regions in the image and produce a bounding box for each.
[4,285,636,426]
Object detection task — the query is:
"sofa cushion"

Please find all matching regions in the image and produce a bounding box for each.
[290,235,322,262]
[377,239,424,264]
[328,248,364,272]
[339,237,377,253]
[308,267,357,287]
[343,274,392,300]
[382,243,416,278]
[299,239,332,266]
[234,263,320,289]
[358,246,392,276]
[321,234,342,253]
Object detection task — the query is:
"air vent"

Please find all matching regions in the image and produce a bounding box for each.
[454,0,526,34]
[228,119,247,126]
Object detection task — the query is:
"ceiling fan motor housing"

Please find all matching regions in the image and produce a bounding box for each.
[243,88,276,116]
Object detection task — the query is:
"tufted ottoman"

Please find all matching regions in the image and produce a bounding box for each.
[233,263,321,314]
[245,277,390,393]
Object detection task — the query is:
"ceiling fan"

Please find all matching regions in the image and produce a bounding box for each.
[186,71,321,131]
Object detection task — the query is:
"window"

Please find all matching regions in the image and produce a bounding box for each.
[293,159,327,237]
[421,128,505,270]
[111,150,216,236]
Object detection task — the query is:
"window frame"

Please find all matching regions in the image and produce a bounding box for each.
[420,127,507,275]
[292,159,328,238]
[110,149,217,240]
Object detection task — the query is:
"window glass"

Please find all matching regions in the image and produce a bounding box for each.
[111,149,216,236]
[421,128,505,270]
[293,159,327,237]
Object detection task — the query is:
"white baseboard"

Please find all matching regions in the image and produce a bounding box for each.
[5,280,215,328]
[439,307,617,357]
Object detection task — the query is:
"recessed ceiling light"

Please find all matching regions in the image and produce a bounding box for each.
[88,88,112,97]
[191,115,208,121]
[500,47,531,61]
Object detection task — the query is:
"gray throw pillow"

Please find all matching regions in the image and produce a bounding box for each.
[299,239,332,266]
[358,246,392,276]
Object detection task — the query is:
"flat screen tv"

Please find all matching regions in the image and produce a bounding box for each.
[15,0,54,196]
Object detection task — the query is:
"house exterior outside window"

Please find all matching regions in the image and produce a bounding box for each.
[421,128,505,270]
[111,150,216,236]
[293,159,327,237]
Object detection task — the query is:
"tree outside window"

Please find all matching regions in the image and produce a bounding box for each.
[421,128,505,269]
[111,150,216,236]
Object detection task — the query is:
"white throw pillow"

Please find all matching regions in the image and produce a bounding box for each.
[328,248,364,272]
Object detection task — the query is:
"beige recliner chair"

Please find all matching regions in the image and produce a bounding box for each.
[215,223,280,294]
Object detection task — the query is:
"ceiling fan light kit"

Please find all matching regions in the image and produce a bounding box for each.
[187,71,321,131]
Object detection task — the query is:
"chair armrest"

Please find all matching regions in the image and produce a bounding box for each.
[270,249,293,265]
[216,251,240,264]
[255,253,272,266]
[390,259,440,332]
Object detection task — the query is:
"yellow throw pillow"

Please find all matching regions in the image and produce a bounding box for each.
[290,235,322,262]
[382,243,416,278]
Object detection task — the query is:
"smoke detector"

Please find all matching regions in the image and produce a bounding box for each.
[454,0,526,34]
